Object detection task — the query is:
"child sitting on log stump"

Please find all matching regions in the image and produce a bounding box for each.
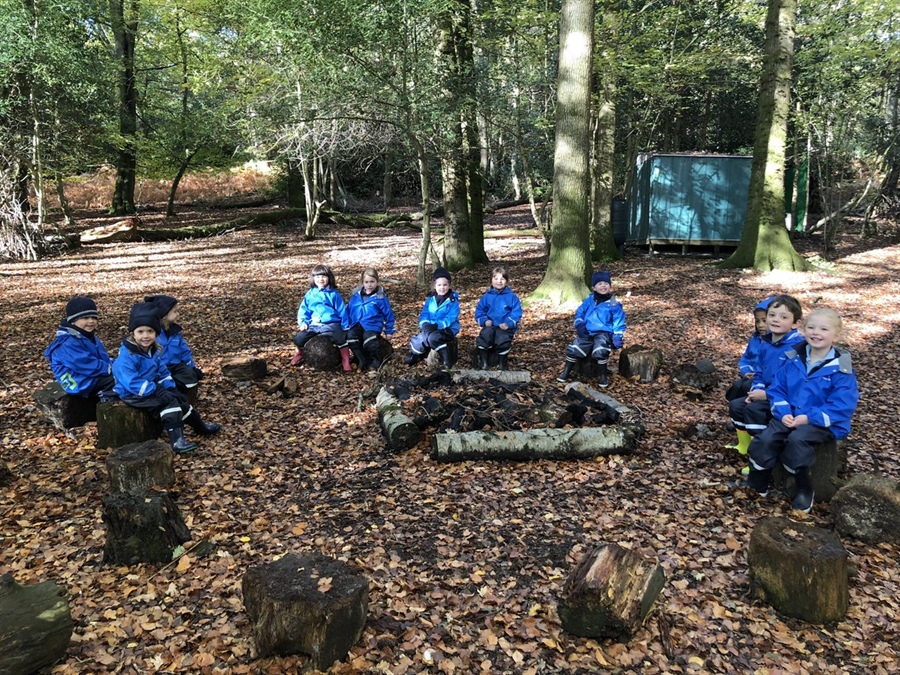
[44,296,115,400]
[557,271,626,388]
[345,267,395,371]
[728,294,805,456]
[291,264,351,372]
[113,303,220,455]
[404,267,460,368]
[475,265,523,371]
[725,296,774,403]
[741,308,859,512]
[143,294,204,396]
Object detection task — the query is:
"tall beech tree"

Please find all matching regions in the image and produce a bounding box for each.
[530,0,595,305]
[721,0,807,271]
[110,0,139,215]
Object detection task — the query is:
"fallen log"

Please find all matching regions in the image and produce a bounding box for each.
[221,356,268,380]
[376,387,422,451]
[565,382,632,414]
[79,208,306,244]
[0,574,73,675]
[450,369,531,384]
[430,425,643,462]
[320,209,415,229]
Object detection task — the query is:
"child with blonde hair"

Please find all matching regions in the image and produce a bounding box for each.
[345,267,395,371]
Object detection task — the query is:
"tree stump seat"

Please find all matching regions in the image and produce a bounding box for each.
[772,438,846,503]
[670,359,718,399]
[302,335,342,371]
[831,473,900,543]
[107,440,175,495]
[96,400,162,450]
[102,490,191,564]
[0,574,73,675]
[221,356,268,380]
[558,543,665,640]
[242,551,369,670]
[749,516,849,624]
[617,344,663,383]
[33,381,97,430]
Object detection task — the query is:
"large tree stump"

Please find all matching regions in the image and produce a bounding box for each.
[831,474,900,544]
[376,387,422,451]
[617,345,663,383]
[107,440,175,495]
[0,573,73,675]
[242,551,369,669]
[450,369,531,384]
[96,401,162,450]
[430,424,643,462]
[102,490,191,564]
[558,543,665,640]
[772,439,847,503]
[33,381,97,430]
[221,356,268,380]
[749,516,849,624]
[303,335,342,371]
[670,359,718,399]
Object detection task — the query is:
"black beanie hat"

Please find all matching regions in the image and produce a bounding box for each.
[65,296,99,322]
[432,267,451,284]
[144,294,178,319]
[128,302,161,334]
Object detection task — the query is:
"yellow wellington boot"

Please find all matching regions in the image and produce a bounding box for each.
[725,430,752,455]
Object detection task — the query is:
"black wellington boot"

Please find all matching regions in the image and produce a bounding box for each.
[186,410,221,436]
[742,468,772,497]
[440,347,454,368]
[791,467,814,513]
[351,347,368,371]
[479,350,490,370]
[498,353,509,371]
[556,360,575,383]
[167,426,198,454]
[597,363,609,388]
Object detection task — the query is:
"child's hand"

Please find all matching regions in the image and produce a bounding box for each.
[484,320,493,327]
[612,335,623,349]
[299,323,309,332]
[744,372,755,379]
[783,414,809,428]
[498,323,508,330]
[746,389,767,402]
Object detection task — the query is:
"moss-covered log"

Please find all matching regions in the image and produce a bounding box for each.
[0,574,73,675]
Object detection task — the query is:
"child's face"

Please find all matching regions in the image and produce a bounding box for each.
[434,278,450,295]
[73,317,98,333]
[593,280,612,294]
[133,326,157,349]
[362,275,378,293]
[804,314,840,352]
[313,272,329,288]
[753,310,768,334]
[766,304,800,336]
[491,273,507,291]
[162,307,179,326]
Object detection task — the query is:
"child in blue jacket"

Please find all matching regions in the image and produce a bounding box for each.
[345,267,395,371]
[556,271,626,388]
[113,303,220,454]
[404,267,460,368]
[144,294,202,396]
[743,308,859,512]
[291,264,351,371]
[475,266,523,371]
[725,296,774,402]
[728,294,806,454]
[44,296,115,399]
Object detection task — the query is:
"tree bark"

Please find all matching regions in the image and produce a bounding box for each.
[110,0,139,216]
[591,9,620,263]
[431,425,641,462]
[450,369,532,385]
[0,574,72,675]
[720,0,806,271]
[107,440,175,495]
[102,490,191,564]
[530,0,595,304]
[376,387,422,451]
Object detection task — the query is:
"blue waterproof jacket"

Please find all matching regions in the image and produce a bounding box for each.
[112,338,176,398]
[157,323,195,368]
[738,297,776,376]
[768,345,859,439]
[44,324,113,396]
[750,329,807,392]
[475,287,523,335]
[418,291,460,335]
[345,285,396,335]
[573,293,626,339]
[297,287,347,327]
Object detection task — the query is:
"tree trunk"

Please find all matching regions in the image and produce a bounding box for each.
[102,490,191,564]
[382,148,393,210]
[720,0,806,271]
[450,369,532,385]
[110,0,139,216]
[441,144,473,270]
[591,8,620,262]
[530,0,595,304]
[0,574,72,675]
[166,151,197,218]
[411,135,433,287]
[107,440,175,495]
[431,425,641,462]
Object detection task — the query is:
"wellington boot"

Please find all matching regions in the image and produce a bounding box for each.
[498,354,508,371]
[597,363,609,388]
[186,410,221,436]
[290,349,304,366]
[339,346,352,372]
[556,360,575,383]
[791,467,815,513]
[725,430,752,455]
[167,426,198,455]
[351,347,368,371]
[440,347,453,368]
[742,468,771,497]
[479,350,490,370]
[404,351,422,365]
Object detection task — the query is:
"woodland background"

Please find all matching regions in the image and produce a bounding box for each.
[1,173,900,673]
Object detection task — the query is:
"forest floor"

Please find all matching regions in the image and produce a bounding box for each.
[2,199,900,674]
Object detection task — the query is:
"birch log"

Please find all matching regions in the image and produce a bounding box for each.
[431,425,643,462]
[450,369,531,384]
[376,387,422,451]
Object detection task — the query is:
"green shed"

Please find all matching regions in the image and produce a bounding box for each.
[627,153,752,248]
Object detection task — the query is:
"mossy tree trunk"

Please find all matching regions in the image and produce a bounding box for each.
[720,0,807,271]
[531,0,595,305]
